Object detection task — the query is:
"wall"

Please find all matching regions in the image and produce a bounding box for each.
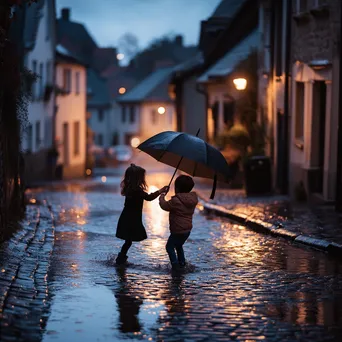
[88,107,113,147]
[23,0,55,153]
[289,0,340,201]
[55,62,87,179]
[182,76,207,139]
[139,102,176,142]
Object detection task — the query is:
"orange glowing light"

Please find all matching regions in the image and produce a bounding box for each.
[86,169,92,176]
[119,87,126,94]
[101,176,107,183]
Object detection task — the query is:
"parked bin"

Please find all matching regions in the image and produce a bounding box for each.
[244,156,272,196]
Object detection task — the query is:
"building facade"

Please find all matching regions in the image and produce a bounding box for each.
[55,46,87,178]
[22,0,56,183]
[289,0,340,201]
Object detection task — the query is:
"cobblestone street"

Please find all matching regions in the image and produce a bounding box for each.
[9,161,338,342]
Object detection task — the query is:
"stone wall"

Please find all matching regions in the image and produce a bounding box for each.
[292,0,340,64]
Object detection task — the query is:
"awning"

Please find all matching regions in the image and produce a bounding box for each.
[197,30,259,83]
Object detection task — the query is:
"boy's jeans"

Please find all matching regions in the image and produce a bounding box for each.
[166,232,190,265]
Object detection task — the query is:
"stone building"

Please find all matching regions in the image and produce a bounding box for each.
[289,0,341,202]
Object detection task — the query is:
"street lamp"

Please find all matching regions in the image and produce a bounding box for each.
[233,78,247,90]
[118,87,126,94]
[117,53,125,61]
[158,106,166,114]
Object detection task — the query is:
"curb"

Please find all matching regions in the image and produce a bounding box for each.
[200,201,342,258]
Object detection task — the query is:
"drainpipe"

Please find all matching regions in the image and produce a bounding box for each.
[196,83,209,141]
[282,0,292,195]
[335,3,342,211]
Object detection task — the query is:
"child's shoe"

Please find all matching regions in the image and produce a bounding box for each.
[115,252,128,265]
[171,262,182,272]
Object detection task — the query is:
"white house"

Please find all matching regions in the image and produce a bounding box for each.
[55,45,87,178]
[117,67,176,146]
[23,0,56,154]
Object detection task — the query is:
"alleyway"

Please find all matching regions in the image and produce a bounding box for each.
[16,156,340,342]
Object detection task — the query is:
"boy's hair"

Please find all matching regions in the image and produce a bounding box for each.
[175,175,194,193]
[121,164,147,195]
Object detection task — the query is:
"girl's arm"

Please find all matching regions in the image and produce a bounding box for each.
[143,190,161,201]
[142,186,168,201]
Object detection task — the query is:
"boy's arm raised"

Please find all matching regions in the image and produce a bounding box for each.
[159,194,173,211]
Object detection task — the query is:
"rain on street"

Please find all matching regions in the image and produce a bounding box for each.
[25,157,342,342]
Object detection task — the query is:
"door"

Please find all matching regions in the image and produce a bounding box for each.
[312,81,327,193]
[63,123,69,166]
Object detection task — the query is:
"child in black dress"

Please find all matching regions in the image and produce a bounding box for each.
[115,164,168,265]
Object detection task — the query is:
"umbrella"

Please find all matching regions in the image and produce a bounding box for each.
[137,130,236,199]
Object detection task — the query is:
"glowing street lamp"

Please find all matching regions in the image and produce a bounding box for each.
[117,53,125,61]
[233,78,247,90]
[158,106,166,114]
[118,87,126,94]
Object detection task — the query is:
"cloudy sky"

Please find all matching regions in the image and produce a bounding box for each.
[56,0,221,50]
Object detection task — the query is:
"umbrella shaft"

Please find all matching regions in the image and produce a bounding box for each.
[168,156,183,188]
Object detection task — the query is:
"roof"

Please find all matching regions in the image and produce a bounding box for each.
[117,67,174,103]
[56,44,86,66]
[173,52,204,75]
[197,30,259,83]
[211,0,246,18]
[57,18,97,65]
[23,0,45,50]
[87,69,111,108]
[92,47,118,73]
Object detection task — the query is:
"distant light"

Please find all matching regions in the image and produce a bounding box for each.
[101,176,107,183]
[119,87,126,94]
[117,53,125,60]
[233,78,247,90]
[30,198,37,204]
[86,169,92,176]
[131,137,140,148]
[158,106,166,114]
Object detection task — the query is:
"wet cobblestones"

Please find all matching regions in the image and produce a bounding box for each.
[0,204,55,342]
[197,183,342,248]
[33,180,342,342]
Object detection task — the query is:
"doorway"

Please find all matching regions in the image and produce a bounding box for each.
[312,81,327,193]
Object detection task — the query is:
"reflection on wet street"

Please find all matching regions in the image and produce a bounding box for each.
[29,171,342,341]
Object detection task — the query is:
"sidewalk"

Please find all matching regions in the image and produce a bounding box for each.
[196,181,342,257]
[0,203,55,341]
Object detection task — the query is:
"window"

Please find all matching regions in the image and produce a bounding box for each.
[98,109,104,122]
[74,121,80,156]
[27,124,33,151]
[169,110,173,125]
[295,82,305,140]
[63,68,71,92]
[98,134,103,146]
[39,62,44,98]
[121,106,127,123]
[129,106,135,123]
[151,109,157,125]
[32,60,37,100]
[35,121,41,150]
[75,72,80,95]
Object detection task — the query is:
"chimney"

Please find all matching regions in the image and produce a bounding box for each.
[61,8,70,21]
[175,35,183,46]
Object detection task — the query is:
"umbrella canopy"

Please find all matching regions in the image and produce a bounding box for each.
[137,131,235,198]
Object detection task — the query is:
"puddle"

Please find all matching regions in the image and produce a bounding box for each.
[43,285,118,342]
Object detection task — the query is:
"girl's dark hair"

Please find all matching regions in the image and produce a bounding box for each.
[121,164,147,195]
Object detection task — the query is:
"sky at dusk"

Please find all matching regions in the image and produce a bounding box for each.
[56,0,222,51]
